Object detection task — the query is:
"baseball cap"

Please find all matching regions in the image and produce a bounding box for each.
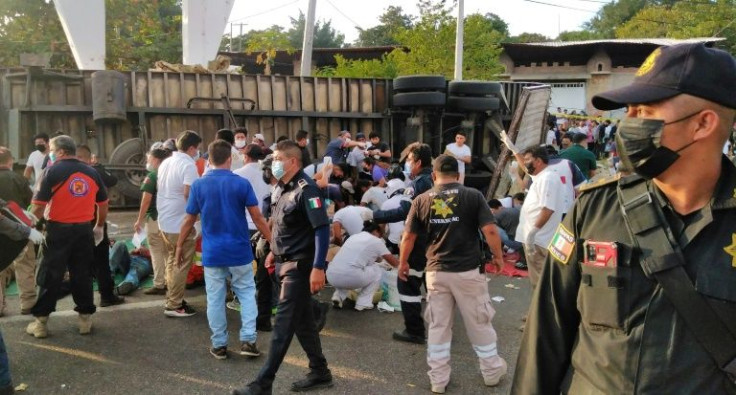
[385,178,405,196]
[253,133,265,142]
[433,154,458,174]
[340,180,355,194]
[592,43,736,110]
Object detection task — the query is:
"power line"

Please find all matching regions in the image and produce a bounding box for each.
[228,0,301,24]
[324,0,363,30]
[522,0,600,13]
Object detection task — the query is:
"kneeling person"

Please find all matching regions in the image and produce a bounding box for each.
[327,220,398,311]
[176,140,272,360]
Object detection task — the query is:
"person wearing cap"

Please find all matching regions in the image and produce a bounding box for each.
[324,130,366,165]
[368,142,434,345]
[233,140,333,394]
[380,178,409,254]
[402,154,507,393]
[512,43,736,394]
[133,145,172,295]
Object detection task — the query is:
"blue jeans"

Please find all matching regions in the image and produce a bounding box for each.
[0,329,11,388]
[498,227,523,250]
[109,242,153,289]
[204,265,257,348]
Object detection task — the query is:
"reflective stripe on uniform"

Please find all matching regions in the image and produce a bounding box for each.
[427,342,451,360]
[399,294,423,303]
[472,343,498,359]
[409,268,424,278]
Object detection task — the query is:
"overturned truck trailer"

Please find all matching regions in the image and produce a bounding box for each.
[0,67,544,207]
[0,69,392,207]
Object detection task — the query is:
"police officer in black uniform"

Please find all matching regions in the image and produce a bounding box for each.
[234,140,332,395]
[368,143,434,344]
[513,43,736,393]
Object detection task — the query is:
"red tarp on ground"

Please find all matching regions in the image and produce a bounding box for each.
[485,251,529,277]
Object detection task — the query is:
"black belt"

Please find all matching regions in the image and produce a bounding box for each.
[47,221,92,227]
[274,254,310,263]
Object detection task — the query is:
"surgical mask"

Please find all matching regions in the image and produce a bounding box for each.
[36,144,46,152]
[146,163,154,172]
[616,112,699,179]
[192,150,200,161]
[272,160,286,180]
[49,151,57,163]
[404,160,412,173]
[306,138,310,146]
[234,139,246,149]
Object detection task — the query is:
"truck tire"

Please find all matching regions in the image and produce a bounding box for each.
[393,75,446,92]
[109,138,147,198]
[447,96,500,112]
[393,92,446,108]
[448,81,503,97]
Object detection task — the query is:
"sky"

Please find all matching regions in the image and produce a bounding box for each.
[226,0,606,43]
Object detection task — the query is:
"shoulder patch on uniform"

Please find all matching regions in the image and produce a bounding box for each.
[297,179,309,189]
[578,173,621,194]
[548,224,575,265]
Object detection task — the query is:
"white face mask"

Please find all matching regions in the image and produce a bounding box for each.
[146,163,154,172]
[192,150,200,161]
[306,138,310,146]
[234,139,246,148]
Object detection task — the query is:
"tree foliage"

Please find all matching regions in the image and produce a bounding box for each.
[557,30,601,41]
[583,0,650,37]
[0,0,182,70]
[286,11,345,48]
[0,0,74,67]
[355,6,414,47]
[245,26,294,75]
[508,32,551,43]
[616,0,736,53]
[320,2,505,80]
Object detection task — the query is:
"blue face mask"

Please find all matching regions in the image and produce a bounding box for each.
[49,151,57,163]
[272,160,286,180]
[192,150,200,161]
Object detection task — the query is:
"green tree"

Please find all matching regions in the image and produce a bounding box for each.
[556,30,600,41]
[286,11,345,48]
[616,0,736,54]
[508,32,551,43]
[0,0,181,70]
[323,1,505,80]
[315,53,400,78]
[0,0,75,67]
[584,0,650,37]
[355,6,414,47]
[106,0,182,70]
[245,25,294,75]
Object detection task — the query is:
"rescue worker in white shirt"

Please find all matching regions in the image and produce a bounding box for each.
[327,220,399,311]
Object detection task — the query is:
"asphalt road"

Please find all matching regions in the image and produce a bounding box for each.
[2,275,531,395]
[1,209,533,394]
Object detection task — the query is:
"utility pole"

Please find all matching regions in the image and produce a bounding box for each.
[300,0,317,76]
[453,0,464,81]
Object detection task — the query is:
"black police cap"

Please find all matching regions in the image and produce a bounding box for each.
[592,43,736,111]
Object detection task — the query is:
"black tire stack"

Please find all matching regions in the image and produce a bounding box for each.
[446,81,507,113]
[392,75,447,108]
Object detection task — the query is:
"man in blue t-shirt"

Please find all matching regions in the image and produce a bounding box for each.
[323,130,366,164]
[176,140,272,360]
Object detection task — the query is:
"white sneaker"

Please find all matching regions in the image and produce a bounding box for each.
[484,359,508,387]
[354,304,374,312]
[431,384,446,393]
[331,292,343,309]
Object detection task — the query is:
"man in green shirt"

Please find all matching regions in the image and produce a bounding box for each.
[559,133,597,179]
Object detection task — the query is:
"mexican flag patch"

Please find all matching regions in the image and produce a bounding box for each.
[308,197,322,209]
[548,224,575,264]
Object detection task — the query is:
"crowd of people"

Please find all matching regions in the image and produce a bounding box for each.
[0,42,735,395]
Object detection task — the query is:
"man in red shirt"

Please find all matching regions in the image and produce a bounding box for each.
[27,135,109,338]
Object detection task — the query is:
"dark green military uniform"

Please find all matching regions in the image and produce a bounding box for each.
[512,156,736,394]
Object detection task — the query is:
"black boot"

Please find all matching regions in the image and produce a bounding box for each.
[290,370,333,392]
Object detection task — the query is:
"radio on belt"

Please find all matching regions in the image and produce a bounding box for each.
[583,240,618,268]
